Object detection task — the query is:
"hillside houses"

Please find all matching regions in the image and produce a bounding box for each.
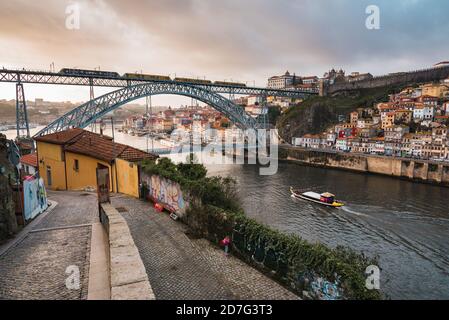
[293,80,449,161]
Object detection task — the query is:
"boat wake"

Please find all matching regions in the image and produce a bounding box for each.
[340,206,369,217]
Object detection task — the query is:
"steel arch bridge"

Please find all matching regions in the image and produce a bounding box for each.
[35,82,262,137]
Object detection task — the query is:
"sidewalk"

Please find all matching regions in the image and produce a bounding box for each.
[0,191,97,300]
[111,195,299,300]
[0,190,299,300]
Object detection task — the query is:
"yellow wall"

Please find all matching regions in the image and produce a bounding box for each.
[422,84,449,98]
[116,158,140,198]
[36,141,67,190]
[36,140,135,193]
[65,152,117,192]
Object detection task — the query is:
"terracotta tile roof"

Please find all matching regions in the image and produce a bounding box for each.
[64,130,158,163]
[37,128,158,163]
[20,152,37,167]
[64,131,124,162]
[118,146,158,162]
[34,128,84,145]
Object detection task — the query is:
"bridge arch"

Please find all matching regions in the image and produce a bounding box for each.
[35,82,261,137]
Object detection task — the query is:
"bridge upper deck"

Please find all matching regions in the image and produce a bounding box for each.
[0,68,318,98]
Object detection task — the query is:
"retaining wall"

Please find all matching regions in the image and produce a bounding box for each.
[284,147,449,186]
[100,203,155,300]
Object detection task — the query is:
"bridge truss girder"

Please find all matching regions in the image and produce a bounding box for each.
[35,82,263,137]
[0,69,317,98]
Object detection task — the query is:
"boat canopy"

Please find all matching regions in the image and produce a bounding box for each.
[302,191,321,200]
[320,192,335,198]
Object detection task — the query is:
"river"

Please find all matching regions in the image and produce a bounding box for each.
[205,161,449,300]
[4,125,449,299]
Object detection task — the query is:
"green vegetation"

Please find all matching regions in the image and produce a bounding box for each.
[267,106,281,125]
[140,158,240,212]
[140,158,382,300]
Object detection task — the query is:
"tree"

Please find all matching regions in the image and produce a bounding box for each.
[177,161,207,181]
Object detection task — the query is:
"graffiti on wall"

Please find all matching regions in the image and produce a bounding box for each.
[23,177,48,221]
[297,271,341,300]
[141,173,187,216]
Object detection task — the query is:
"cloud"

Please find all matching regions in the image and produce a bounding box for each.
[0,0,448,101]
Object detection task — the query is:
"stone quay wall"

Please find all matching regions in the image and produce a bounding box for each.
[100,203,155,300]
[283,147,449,187]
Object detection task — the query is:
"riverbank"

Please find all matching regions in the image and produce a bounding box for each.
[281,146,449,187]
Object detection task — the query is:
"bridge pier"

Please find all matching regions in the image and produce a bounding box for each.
[15,82,30,139]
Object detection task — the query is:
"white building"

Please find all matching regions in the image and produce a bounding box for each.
[301,76,319,85]
[356,118,374,129]
[326,132,337,147]
[336,138,349,151]
[413,105,434,121]
[293,134,323,149]
[267,71,296,89]
[247,95,265,106]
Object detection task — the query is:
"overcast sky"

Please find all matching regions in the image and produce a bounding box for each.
[1,0,448,105]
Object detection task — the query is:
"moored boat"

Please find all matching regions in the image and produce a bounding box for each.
[290,187,345,208]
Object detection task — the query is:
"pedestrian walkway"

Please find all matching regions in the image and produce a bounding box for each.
[0,191,299,300]
[111,195,299,300]
[0,191,97,300]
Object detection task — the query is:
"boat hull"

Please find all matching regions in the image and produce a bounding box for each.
[290,187,345,208]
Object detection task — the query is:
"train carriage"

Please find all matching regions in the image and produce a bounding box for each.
[214,81,246,87]
[123,73,171,81]
[174,77,212,85]
[59,68,120,78]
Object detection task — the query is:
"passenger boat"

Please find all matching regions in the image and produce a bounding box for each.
[290,187,345,208]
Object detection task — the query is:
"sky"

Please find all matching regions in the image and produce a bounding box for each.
[1,0,449,106]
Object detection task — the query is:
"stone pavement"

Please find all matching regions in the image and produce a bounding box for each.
[0,190,298,300]
[111,195,299,300]
[0,191,97,300]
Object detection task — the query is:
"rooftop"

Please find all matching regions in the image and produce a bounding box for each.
[36,129,158,163]
[20,152,37,167]
[34,128,85,145]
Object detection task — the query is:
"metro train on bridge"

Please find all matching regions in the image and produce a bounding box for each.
[59,68,247,87]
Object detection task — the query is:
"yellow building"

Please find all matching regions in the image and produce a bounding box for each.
[420,83,449,98]
[35,128,157,197]
[381,112,395,129]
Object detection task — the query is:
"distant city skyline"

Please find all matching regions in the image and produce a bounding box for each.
[1,0,448,105]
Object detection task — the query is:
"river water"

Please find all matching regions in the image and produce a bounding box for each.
[5,126,449,299]
[206,161,449,300]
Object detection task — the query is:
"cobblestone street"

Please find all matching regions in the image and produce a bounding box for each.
[0,191,97,300]
[111,195,299,300]
[0,191,298,300]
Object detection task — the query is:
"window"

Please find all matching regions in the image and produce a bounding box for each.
[74,159,79,172]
